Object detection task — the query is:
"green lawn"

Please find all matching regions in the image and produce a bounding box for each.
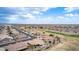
[41,29,79,42]
[44,29,79,51]
[46,30,79,37]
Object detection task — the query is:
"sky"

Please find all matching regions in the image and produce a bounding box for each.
[0,7,79,24]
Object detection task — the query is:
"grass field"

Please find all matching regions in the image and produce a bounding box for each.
[42,29,79,51]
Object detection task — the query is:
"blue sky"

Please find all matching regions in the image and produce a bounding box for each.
[0,7,79,24]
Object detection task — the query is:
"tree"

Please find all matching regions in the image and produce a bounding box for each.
[49,34,54,37]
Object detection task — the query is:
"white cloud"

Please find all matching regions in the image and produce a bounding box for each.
[6,13,36,23]
[22,13,35,19]
[41,8,49,12]
[7,7,50,18]
[7,15,18,20]
[58,16,64,19]
[32,7,49,12]
[36,17,53,24]
[65,13,74,17]
[65,13,78,17]
[32,11,41,14]
[21,16,53,24]
[8,7,50,14]
[6,15,19,23]
[32,8,49,15]
[64,7,79,13]
[5,7,51,24]
[46,17,52,19]
[75,14,78,16]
